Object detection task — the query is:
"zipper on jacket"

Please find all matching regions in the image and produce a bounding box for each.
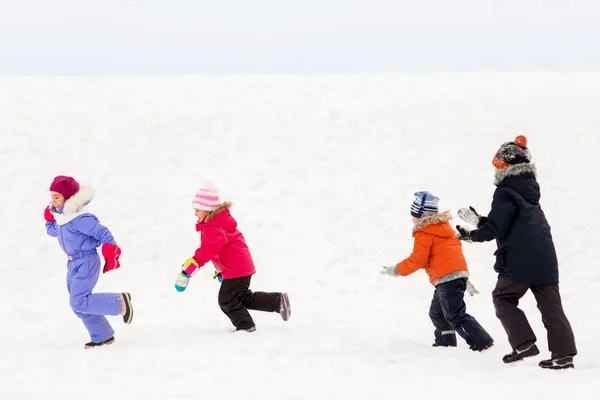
[57,225,66,253]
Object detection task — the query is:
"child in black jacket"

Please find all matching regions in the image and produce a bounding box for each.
[456,135,576,370]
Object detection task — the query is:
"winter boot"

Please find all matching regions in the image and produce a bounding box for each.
[121,292,134,324]
[471,341,494,352]
[539,355,574,370]
[432,330,457,347]
[279,293,291,321]
[502,342,540,363]
[84,336,115,349]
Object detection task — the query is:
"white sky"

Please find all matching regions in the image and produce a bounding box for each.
[1,0,599,74]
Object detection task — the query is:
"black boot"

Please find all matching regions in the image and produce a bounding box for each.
[279,293,291,321]
[474,341,494,352]
[432,330,457,347]
[502,343,540,363]
[84,336,115,349]
[539,355,574,370]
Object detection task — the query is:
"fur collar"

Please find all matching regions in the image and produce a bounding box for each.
[62,185,95,215]
[413,210,452,233]
[204,201,232,223]
[53,185,95,225]
[494,163,537,185]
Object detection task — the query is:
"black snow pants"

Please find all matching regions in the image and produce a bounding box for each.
[492,277,577,358]
[218,276,281,330]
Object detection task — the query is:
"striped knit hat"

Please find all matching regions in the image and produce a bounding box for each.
[410,191,440,218]
[192,180,221,211]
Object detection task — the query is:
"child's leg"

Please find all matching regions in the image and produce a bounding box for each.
[492,278,537,350]
[68,256,121,316]
[429,290,457,346]
[218,277,256,330]
[239,277,281,313]
[437,278,493,350]
[530,285,577,358]
[66,255,120,342]
[77,314,115,343]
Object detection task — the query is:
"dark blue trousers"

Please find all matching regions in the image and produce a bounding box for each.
[429,278,493,351]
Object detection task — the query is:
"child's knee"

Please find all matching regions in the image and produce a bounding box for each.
[218,301,231,313]
[69,295,87,313]
[219,296,240,313]
[492,294,511,309]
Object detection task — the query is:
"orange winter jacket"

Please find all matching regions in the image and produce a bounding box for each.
[396,211,469,286]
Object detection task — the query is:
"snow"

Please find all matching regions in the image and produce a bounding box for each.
[0,73,599,399]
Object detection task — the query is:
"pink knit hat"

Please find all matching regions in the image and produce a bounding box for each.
[192,181,221,211]
[50,175,80,200]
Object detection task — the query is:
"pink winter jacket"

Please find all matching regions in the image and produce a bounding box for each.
[192,204,256,280]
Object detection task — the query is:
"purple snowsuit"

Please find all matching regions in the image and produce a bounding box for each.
[46,186,121,343]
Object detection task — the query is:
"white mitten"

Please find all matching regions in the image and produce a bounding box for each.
[175,272,191,292]
[466,279,479,297]
[380,265,399,277]
[458,206,488,228]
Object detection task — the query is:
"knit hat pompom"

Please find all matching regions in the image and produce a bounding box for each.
[201,180,215,190]
[492,135,532,169]
[192,180,221,211]
[514,135,528,148]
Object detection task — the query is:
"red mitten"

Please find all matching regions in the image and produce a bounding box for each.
[102,243,122,273]
[44,206,55,223]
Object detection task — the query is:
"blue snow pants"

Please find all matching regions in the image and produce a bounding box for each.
[66,250,121,342]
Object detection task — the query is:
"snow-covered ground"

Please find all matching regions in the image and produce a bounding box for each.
[0,74,599,399]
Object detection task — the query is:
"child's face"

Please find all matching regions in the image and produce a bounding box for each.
[194,208,209,221]
[412,216,419,224]
[50,191,65,210]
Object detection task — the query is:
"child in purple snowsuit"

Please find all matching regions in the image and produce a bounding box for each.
[44,176,134,348]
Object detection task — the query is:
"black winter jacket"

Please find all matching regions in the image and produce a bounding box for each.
[471,163,559,285]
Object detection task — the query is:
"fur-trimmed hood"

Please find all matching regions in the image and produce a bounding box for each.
[51,185,95,225]
[494,163,540,205]
[195,201,236,232]
[494,163,536,185]
[205,201,232,222]
[413,210,453,235]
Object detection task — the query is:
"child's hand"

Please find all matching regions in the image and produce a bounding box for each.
[455,225,473,242]
[102,243,122,273]
[44,206,55,223]
[466,279,479,297]
[212,268,223,283]
[458,206,488,228]
[380,265,399,277]
[175,272,191,292]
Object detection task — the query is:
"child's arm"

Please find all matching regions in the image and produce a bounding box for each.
[72,215,116,245]
[45,222,58,237]
[396,233,433,276]
[182,226,227,276]
[73,215,121,272]
[471,188,515,242]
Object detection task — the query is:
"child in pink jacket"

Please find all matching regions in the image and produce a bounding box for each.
[175,181,291,332]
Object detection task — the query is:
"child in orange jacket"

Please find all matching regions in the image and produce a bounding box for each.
[381,191,494,351]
